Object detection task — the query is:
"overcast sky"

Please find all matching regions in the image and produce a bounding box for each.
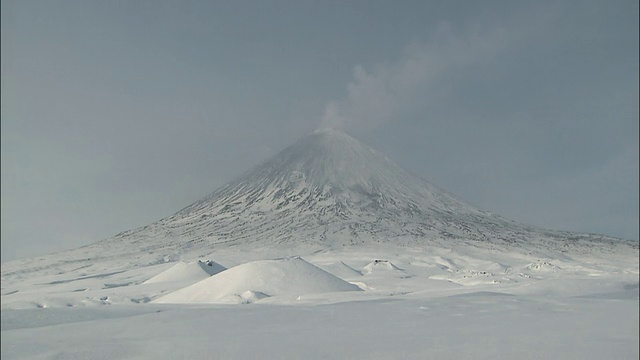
[2,0,638,263]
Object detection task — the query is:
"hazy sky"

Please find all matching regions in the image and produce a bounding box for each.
[2,0,638,263]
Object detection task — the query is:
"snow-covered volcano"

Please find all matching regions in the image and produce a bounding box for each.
[1,129,631,278]
[100,128,623,255]
[154,128,491,246]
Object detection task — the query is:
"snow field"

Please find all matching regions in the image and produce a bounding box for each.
[1,245,638,359]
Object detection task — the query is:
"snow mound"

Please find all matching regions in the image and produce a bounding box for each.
[361,259,402,275]
[143,260,226,285]
[153,257,361,304]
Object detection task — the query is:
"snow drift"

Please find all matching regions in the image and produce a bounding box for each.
[143,260,226,285]
[153,257,361,304]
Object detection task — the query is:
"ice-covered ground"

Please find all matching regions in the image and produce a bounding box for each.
[1,244,638,359]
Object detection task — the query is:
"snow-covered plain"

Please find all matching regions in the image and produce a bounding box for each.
[2,244,638,359]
